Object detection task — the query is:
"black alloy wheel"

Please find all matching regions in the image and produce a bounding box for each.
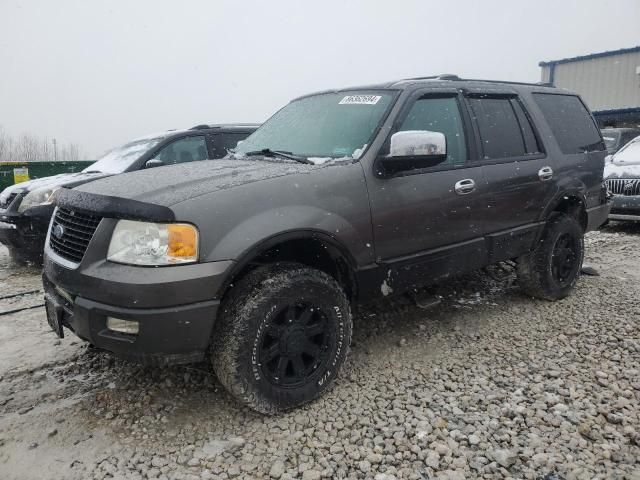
[258,302,331,388]
[551,233,579,284]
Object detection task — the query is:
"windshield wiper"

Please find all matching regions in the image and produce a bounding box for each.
[244,148,313,165]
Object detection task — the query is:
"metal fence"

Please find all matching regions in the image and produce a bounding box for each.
[0,161,94,191]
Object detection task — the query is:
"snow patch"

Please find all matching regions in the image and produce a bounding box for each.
[381,270,393,297]
[604,163,640,179]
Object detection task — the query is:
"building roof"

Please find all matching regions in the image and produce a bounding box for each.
[539,45,640,67]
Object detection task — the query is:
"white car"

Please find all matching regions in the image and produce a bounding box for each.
[604,135,640,221]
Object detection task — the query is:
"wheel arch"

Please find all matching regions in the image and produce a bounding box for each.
[543,190,588,231]
[217,229,359,302]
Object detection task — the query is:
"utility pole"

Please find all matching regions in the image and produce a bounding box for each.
[53,138,57,162]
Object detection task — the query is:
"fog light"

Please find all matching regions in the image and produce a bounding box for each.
[106,317,139,335]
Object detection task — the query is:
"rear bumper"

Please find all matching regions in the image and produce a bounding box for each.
[609,195,640,221]
[586,202,612,232]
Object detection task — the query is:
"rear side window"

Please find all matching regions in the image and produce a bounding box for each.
[397,96,467,166]
[511,100,542,154]
[533,94,603,154]
[468,96,529,159]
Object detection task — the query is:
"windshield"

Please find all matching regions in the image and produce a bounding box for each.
[613,140,640,165]
[83,137,164,174]
[601,130,620,151]
[234,91,395,160]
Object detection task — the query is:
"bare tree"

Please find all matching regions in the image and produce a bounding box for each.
[18,133,40,162]
[0,125,88,162]
[0,126,8,162]
[39,137,51,161]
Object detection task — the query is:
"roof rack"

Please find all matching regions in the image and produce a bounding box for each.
[206,123,262,129]
[396,75,555,88]
[400,74,461,81]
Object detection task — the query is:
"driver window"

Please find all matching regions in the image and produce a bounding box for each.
[398,97,467,166]
[153,136,207,165]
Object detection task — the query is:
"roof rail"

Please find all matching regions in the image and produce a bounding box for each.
[463,78,557,88]
[400,74,461,82]
[190,124,210,130]
[205,123,262,129]
[396,75,555,88]
[437,74,460,80]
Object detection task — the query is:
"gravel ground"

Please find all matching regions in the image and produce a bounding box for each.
[0,223,639,480]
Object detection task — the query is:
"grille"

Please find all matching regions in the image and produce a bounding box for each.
[0,193,18,209]
[606,178,640,196]
[49,207,102,263]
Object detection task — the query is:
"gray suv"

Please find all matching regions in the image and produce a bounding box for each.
[43,76,611,413]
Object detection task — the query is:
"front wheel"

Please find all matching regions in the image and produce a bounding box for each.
[211,263,352,414]
[517,213,584,301]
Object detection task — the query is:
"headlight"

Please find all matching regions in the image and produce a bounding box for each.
[17,187,60,213]
[107,220,199,266]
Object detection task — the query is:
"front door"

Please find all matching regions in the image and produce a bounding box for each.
[365,92,490,290]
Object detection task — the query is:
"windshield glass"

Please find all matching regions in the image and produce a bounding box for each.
[83,137,164,174]
[601,130,620,151]
[613,140,640,165]
[234,91,395,160]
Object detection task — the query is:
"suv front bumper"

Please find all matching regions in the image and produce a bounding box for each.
[0,204,53,256]
[42,253,234,365]
[609,195,640,221]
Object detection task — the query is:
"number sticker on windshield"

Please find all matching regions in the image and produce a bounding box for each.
[339,95,381,105]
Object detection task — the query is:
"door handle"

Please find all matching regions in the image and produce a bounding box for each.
[538,166,553,181]
[454,179,476,195]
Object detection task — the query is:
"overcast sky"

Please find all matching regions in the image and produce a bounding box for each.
[1,0,639,158]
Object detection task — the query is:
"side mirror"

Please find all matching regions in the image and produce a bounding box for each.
[145,159,165,169]
[381,130,447,175]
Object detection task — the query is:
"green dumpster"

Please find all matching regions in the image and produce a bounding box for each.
[0,161,94,191]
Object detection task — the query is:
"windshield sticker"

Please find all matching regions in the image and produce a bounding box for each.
[339,95,381,105]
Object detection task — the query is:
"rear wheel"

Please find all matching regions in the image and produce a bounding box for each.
[517,213,584,301]
[211,263,352,414]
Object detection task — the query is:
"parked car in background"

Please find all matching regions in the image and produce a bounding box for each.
[0,124,258,263]
[604,136,640,222]
[42,76,609,413]
[601,127,640,155]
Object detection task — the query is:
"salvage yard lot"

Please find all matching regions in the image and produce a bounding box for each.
[0,225,638,480]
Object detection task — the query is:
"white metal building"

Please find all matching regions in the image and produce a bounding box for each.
[539,46,640,127]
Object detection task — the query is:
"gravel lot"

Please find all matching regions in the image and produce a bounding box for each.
[0,224,639,480]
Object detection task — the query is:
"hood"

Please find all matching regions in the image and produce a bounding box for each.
[612,152,640,167]
[75,159,326,207]
[0,171,109,203]
[604,162,640,179]
[605,140,640,178]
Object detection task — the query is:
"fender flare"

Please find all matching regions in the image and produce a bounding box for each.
[217,229,359,299]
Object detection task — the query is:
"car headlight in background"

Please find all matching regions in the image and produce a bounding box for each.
[17,187,60,213]
[107,220,199,266]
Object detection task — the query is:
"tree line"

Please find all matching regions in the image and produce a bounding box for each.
[0,125,88,163]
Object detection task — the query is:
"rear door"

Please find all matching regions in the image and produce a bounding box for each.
[465,93,555,261]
